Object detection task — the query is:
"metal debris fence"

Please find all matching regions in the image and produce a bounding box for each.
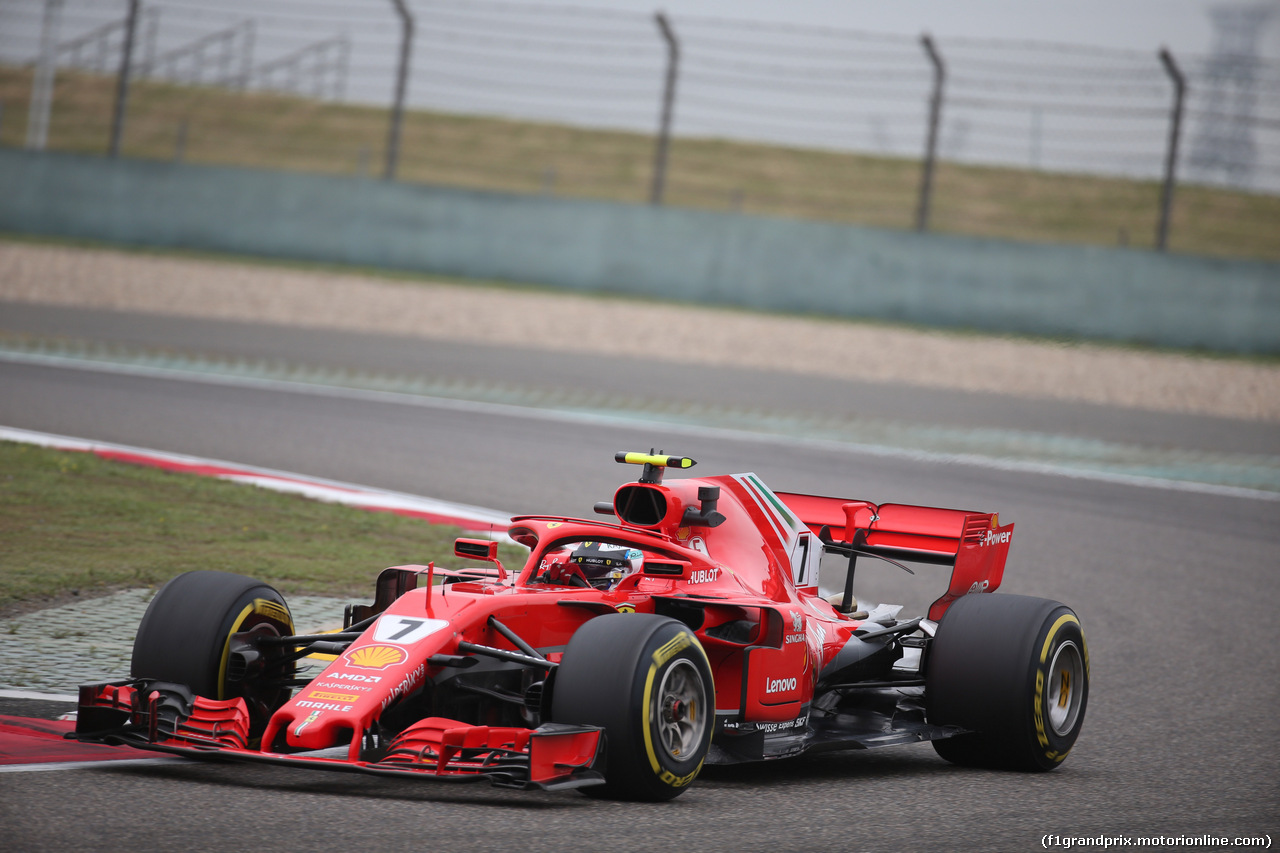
[1,0,1278,260]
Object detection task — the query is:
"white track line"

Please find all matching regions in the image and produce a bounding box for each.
[0,689,77,702]
[0,757,187,774]
[3,351,1277,502]
[0,424,515,530]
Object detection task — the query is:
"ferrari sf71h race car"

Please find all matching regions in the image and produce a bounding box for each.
[73,452,1089,800]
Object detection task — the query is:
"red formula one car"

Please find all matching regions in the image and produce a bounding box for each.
[73,452,1089,800]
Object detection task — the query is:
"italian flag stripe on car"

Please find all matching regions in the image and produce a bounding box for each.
[736,473,801,547]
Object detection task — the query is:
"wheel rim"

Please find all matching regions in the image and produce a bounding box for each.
[652,659,708,760]
[1046,640,1085,736]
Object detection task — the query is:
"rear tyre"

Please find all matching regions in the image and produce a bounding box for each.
[926,593,1088,771]
[551,613,714,801]
[131,570,295,735]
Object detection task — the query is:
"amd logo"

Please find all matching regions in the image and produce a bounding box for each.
[327,671,383,683]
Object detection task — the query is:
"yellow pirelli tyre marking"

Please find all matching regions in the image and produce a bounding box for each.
[1034,613,1082,760]
[216,598,294,700]
[653,632,693,667]
[641,632,705,788]
[1039,614,1079,663]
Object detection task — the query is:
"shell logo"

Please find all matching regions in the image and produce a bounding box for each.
[345,644,407,670]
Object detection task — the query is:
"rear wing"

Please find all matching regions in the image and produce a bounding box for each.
[776,492,1013,621]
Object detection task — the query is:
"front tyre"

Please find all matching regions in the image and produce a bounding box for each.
[551,614,714,801]
[131,570,295,736]
[926,593,1089,771]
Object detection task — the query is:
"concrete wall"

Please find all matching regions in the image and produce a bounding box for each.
[2,149,1277,353]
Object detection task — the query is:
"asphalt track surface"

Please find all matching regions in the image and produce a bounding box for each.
[2,303,1278,852]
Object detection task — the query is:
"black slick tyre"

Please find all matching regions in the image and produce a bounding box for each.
[551,613,714,801]
[926,593,1089,771]
[131,570,295,734]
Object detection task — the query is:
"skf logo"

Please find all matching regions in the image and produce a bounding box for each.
[765,677,797,694]
[344,644,407,670]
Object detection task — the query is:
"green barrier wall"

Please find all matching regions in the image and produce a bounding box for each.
[2,149,1277,352]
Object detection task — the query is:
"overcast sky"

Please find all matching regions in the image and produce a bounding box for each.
[499,0,1280,60]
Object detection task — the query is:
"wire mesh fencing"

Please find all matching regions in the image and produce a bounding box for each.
[1,0,1277,261]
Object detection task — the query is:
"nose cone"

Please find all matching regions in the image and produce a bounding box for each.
[284,694,365,750]
[268,641,430,753]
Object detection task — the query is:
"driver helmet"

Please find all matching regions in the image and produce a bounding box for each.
[569,541,644,589]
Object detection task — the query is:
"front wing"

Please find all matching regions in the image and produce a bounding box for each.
[70,680,604,792]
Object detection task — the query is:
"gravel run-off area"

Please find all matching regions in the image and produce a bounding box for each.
[1,239,1277,422]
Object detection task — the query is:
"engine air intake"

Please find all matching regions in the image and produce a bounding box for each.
[614,484,668,527]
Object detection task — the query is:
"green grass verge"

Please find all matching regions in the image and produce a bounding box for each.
[0,441,526,614]
[2,66,1277,262]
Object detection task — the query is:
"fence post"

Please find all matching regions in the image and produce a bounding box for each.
[650,12,679,205]
[915,33,945,232]
[238,20,255,91]
[337,35,352,102]
[385,0,414,180]
[1156,47,1186,252]
[139,8,160,78]
[109,0,140,157]
[26,0,64,151]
